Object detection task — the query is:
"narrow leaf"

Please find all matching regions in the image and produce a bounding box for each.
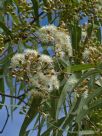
[19,97,42,136]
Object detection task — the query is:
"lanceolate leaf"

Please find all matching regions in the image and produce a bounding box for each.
[31,0,39,25]
[56,74,78,119]
[74,68,101,89]
[96,27,102,43]
[0,21,12,36]
[60,94,79,129]
[64,63,96,73]
[5,73,14,118]
[43,0,52,22]
[0,68,5,109]
[71,23,81,50]
[75,87,102,123]
[86,23,93,43]
[19,97,42,136]
[41,117,65,136]
[69,130,96,135]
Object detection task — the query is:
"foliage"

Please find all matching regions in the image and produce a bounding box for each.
[0,0,102,135]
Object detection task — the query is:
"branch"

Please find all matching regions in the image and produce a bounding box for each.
[30,11,44,25]
[0,12,44,58]
[0,106,9,134]
[0,92,28,105]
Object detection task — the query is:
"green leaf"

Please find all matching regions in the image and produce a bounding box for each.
[19,97,42,136]
[89,98,102,109]
[71,23,81,50]
[5,74,14,118]
[96,27,102,43]
[78,130,96,135]
[61,94,78,129]
[0,68,5,109]
[31,0,39,25]
[18,42,24,53]
[86,87,102,105]
[41,117,65,136]
[0,44,14,67]
[64,63,96,73]
[74,68,101,89]
[43,0,52,22]
[8,12,20,25]
[56,74,78,119]
[0,21,12,36]
[85,24,93,43]
[69,130,96,135]
[75,87,102,123]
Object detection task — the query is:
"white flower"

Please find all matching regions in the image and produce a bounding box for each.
[38,25,57,43]
[29,73,41,88]
[38,25,73,58]
[82,48,90,61]
[29,72,59,92]
[55,31,72,57]
[39,54,53,63]
[11,49,60,92]
[55,31,70,45]
[68,78,78,85]
[11,53,25,68]
[55,50,65,58]
[89,46,99,53]
[24,49,38,57]
[42,73,59,92]
[83,90,88,99]
[81,31,87,42]
[49,75,60,91]
[40,25,57,35]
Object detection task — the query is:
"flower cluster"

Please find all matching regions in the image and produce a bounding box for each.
[82,46,102,64]
[81,28,87,42]
[0,34,5,53]
[11,49,59,93]
[37,25,72,58]
[76,45,102,95]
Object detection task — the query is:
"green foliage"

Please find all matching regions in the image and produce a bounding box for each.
[0,0,102,135]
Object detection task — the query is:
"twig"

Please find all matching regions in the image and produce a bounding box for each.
[0,11,44,58]
[0,106,10,134]
[0,92,28,105]
[30,12,44,25]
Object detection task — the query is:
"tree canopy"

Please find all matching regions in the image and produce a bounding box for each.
[0,0,102,135]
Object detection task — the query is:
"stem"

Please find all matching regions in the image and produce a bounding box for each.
[30,12,44,25]
[0,92,28,105]
[0,106,9,134]
[38,113,41,136]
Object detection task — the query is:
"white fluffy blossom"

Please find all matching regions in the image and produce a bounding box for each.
[83,90,88,99]
[39,54,53,63]
[48,75,60,91]
[82,48,90,61]
[81,30,87,42]
[29,72,59,92]
[11,53,25,68]
[27,53,59,92]
[40,25,57,34]
[55,31,72,57]
[82,46,102,64]
[89,46,99,53]
[38,25,57,43]
[38,25,73,58]
[24,49,38,57]
[10,49,60,92]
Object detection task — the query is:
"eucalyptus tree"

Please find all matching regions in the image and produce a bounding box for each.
[0,0,102,135]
